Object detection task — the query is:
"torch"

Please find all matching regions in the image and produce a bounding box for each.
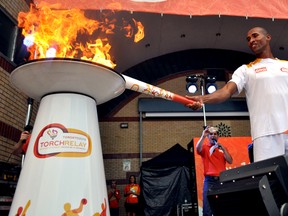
[123,75,196,106]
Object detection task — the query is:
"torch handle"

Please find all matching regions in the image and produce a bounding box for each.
[123,75,195,106]
[172,94,196,105]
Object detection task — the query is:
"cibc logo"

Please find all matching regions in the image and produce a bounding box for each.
[33,123,92,158]
[255,67,267,73]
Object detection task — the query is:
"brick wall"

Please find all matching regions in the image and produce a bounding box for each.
[0,1,37,163]
[0,0,30,20]
[0,61,38,163]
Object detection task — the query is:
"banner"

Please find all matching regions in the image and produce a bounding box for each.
[37,0,288,19]
[193,136,252,214]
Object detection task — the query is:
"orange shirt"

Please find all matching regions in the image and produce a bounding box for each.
[198,143,227,176]
[124,184,140,204]
[108,189,121,208]
[22,135,31,154]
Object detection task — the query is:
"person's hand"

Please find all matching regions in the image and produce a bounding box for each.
[185,95,203,110]
[202,126,210,137]
[20,131,30,142]
[218,144,225,151]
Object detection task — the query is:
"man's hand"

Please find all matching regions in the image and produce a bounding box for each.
[12,130,30,155]
[185,95,203,110]
[20,131,30,142]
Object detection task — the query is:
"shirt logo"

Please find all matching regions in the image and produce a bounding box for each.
[280,67,288,72]
[255,67,267,73]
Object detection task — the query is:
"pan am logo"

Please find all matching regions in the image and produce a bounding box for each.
[47,129,58,139]
[34,123,92,158]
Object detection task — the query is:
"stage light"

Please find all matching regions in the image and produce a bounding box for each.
[206,76,217,94]
[186,76,198,93]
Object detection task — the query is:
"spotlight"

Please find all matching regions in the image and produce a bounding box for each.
[186,76,198,93]
[206,76,217,94]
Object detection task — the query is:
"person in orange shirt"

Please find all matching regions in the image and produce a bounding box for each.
[108,180,121,216]
[124,175,140,216]
[196,126,233,216]
[12,125,33,155]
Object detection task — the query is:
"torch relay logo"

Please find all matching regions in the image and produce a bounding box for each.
[33,123,92,158]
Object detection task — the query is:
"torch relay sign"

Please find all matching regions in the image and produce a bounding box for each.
[9,2,196,216]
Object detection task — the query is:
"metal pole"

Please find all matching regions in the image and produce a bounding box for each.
[25,97,34,127]
[6,98,34,164]
[22,97,34,167]
[200,77,207,128]
[139,111,143,166]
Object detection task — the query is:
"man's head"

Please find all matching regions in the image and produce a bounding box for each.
[208,127,219,144]
[111,180,117,188]
[246,27,272,57]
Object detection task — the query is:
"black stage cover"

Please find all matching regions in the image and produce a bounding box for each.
[140,144,193,216]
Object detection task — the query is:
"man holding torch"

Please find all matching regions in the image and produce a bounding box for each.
[186,27,288,163]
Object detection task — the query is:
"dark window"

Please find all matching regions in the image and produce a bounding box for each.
[0,8,17,59]
[0,7,29,65]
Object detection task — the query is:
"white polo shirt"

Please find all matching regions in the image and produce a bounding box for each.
[229,58,288,140]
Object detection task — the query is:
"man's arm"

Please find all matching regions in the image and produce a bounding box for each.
[115,189,121,200]
[12,131,30,155]
[218,144,233,164]
[186,82,238,110]
[196,127,210,153]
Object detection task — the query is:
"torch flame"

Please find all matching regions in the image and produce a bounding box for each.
[81,38,116,68]
[18,2,144,69]
[133,19,144,42]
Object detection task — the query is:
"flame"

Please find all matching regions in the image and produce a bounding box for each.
[81,38,116,68]
[133,19,144,42]
[18,2,144,69]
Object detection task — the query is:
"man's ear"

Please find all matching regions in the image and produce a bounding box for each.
[266,34,272,41]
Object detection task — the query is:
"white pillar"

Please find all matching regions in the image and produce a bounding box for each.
[10,93,109,215]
